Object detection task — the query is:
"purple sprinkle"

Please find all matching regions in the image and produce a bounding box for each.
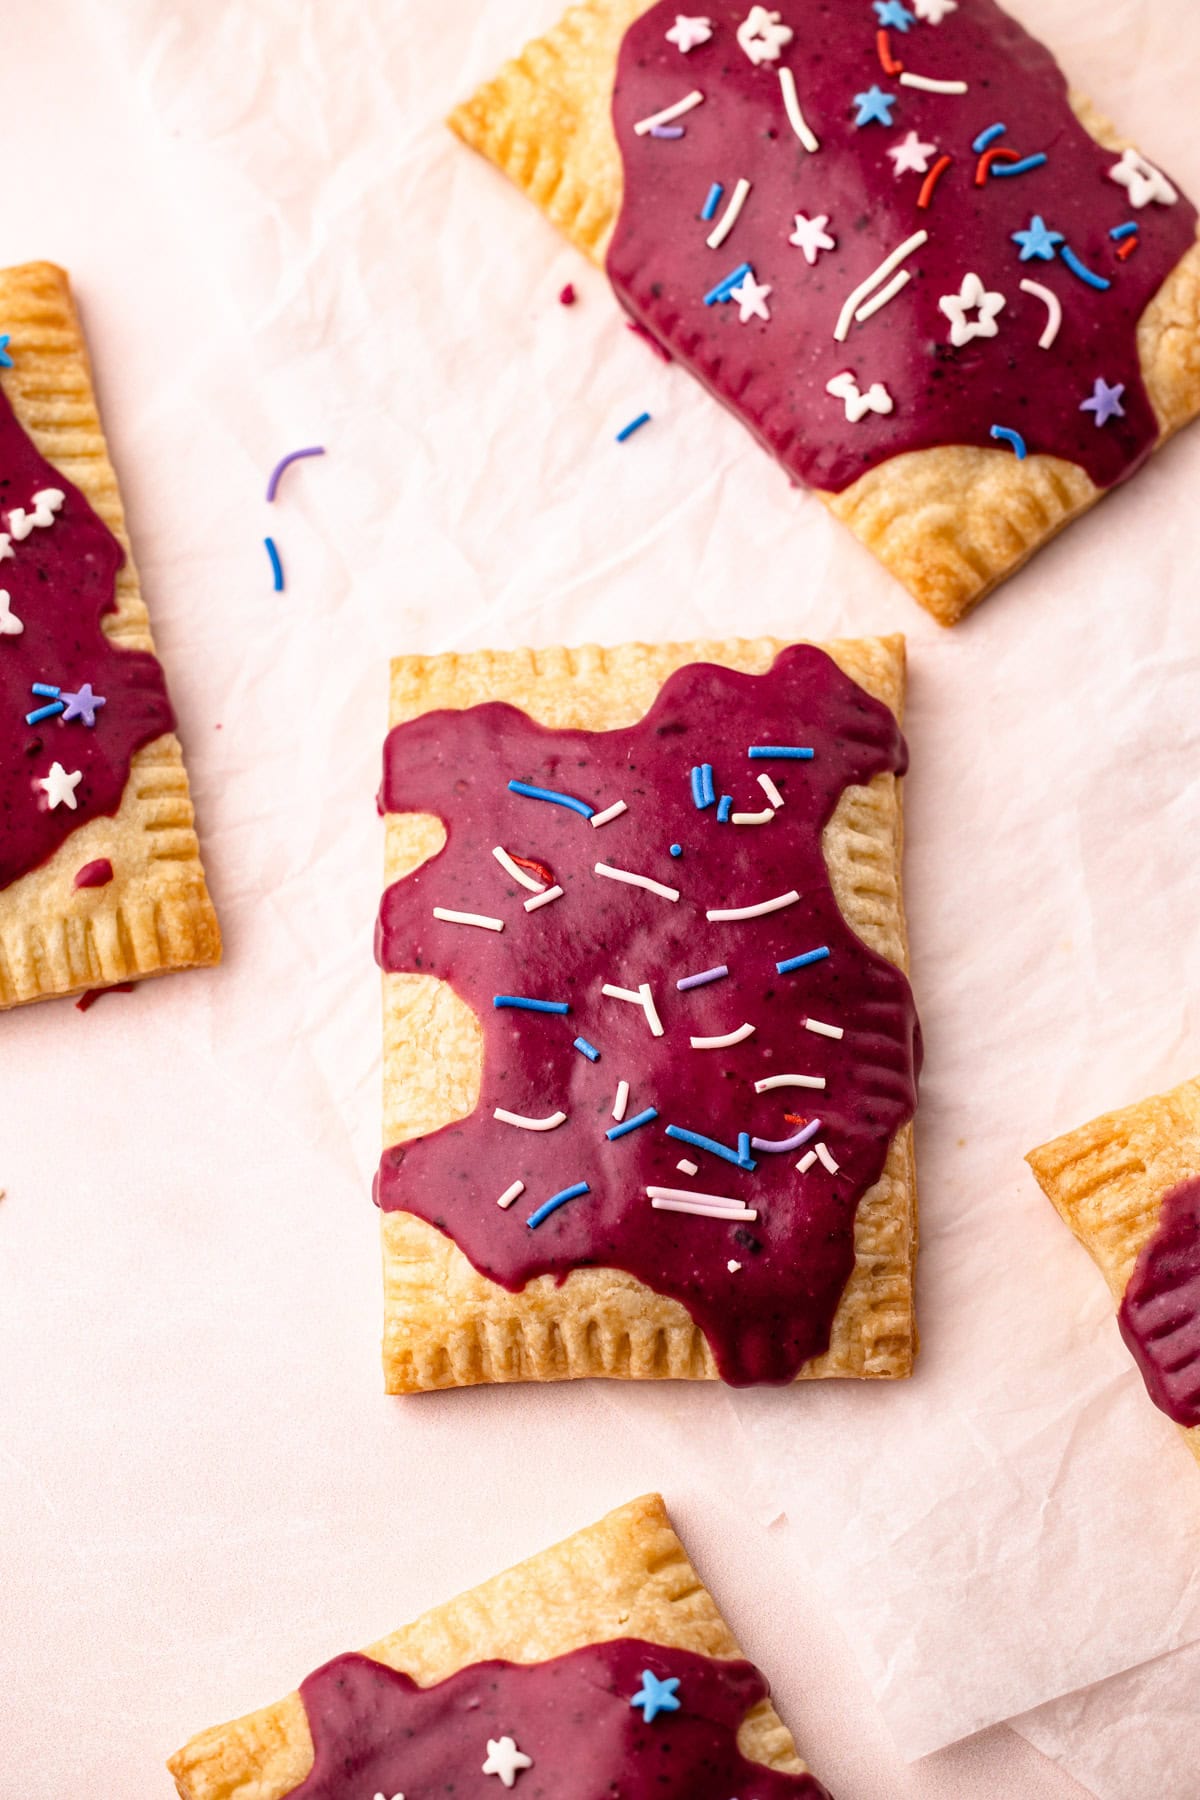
[266,445,326,503]
[651,124,686,138]
[676,964,730,992]
[751,1119,822,1155]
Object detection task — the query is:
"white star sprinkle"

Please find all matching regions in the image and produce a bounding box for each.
[372,1792,404,1800]
[482,1736,533,1787]
[788,212,836,265]
[826,370,895,423]
[939,271,1006,346]
[913,0,958,20]
[0,589,22,637]
[665,12,713,51]
[887,130,938,176]
[39,762,83,811]
[729,272,772,321]
[736,5,793,65]
[1109,146,1179,210]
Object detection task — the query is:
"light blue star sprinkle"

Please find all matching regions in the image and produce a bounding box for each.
[874,0,915,29]
[630,1670,682,1724]
[1079,378,1126,428]
[852,85,897,128]
[1011,215,1064,262]
[0,335,11,369]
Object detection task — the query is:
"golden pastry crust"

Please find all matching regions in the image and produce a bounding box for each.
[167,1494,817,1799]
[1026,1072,1200,1466]
[380,633,917,1392]
[449,2,1200,626]
[0,262,219,1009]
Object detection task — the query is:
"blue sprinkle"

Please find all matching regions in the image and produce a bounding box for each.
[990,424,1028,460]
[30,683,61,699]
[1110,221,1139,242]
[493,995,571,1014]
[527,1181,590,1230]
[972,122,1007,154]
[574,1036,601,1062]
[1060,245,1111,292]
[26,701,64,725]
[264,536,284,591]
[748,745,814,760]
[690,765,711,809]
[0,335,11,369]
[616,411,652,443]
[704,262,752,306]
[777,946,831,974]
[666,1124,757,1171]
[701,181,724,222]
[606,1106,659,1141]
[670,843,683,858]
[991,152,1049,179]
[701,764,715,808]
[717,794,733,823]
[507,778,595,819]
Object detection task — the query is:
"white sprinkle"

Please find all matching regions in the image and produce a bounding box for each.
[755,1073,826,1092]
[900,71,968,94]
[649,1186,749,1208]
[731,807,774,826]
[706,176,752,250]
[652,1197,758,1220]
[778,66,819,152]
[854,267,912,325]
[834,229,929,343]
[594,862,680,902]
[1019,277,1063,351]
[493,845,544,892]
[727,1258,743,1272]
[524,884,564,912]
[493,1107,568,1131]
[589,800,628,828]
[613,1079,630,1121]
[603,982,642,1004]
[806,1018,844,1040]
[797,1150,818,1173]
[635,88,705,136]
[433,906,504,932]
[816,1141,840,1174]
[707,889,800,922]
[677,1158,700,1176]
[757,772,784,809]
[639,983,665,1038]
[497,1180,525,1210]
[690,1022,756,1050]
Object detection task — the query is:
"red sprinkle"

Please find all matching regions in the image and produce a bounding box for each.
[511,853,555,886]
[784,1113,811,1127]
[76,982,136,1013]
[1117,235,1139,261]
[975,146,1020,187]
[559,284,577,306]
[876,28,903,75]
[917,154,953,210]
[74,858,114,889]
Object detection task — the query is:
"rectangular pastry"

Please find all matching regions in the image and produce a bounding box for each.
[450,0,1200,625]
[375,633,919,1391]
[168,1493,832,1799]
[0,261,219,1008]
[1027,1073,1200,1467]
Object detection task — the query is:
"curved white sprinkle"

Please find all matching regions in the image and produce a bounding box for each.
[433,907,504,931]
[493,845,544,892]
[854,267,911,325]
[816,1141,840,1174]
[676,1159,700,1176]
[594,862,680,902]
[493,1107,567,1131]
[757,772,785,808]
[524,884,564,912]
[900,72,968,93]
[797,1149,818,1173]
[835,229,929,343]
[731,807,774,825]
[497,1180,525,1210]
[1019,277,1063,350]
[707,889,800,922]
[805,1017,844,1040]
[690,1022,756,1050]
[707,177,752,250]
[634,89,705,135]
[613,1079,630,1121]
[755,1073,826,1092]
[639,982,665,1038]
[590,800,628,828]
[778,67,819,152]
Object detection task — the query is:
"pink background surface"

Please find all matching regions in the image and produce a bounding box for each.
[2,1,1199,1794]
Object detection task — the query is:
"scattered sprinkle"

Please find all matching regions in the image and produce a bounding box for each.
[559,283,577,305]
[527,1180,590,1229]
[497,1180,525,1210]
[778,67,820,152]
[888,130,938,176]
[613,1080,630,1121]
[594,861,680,902]
[493,1106,568,1130]
[1019,277,1063,350]
[666,1124,756,1170]
[707,889,800,922]
[852,85,897,129]
[777,946,830,974]
[737,6,794,66]
[706,177,752,251]
[25,701,64,725]
[702,181,724,221]
[651,1195,757,1220]
[508,778,594,819]
[1108,147,1178,209]
[876,28,904,76]
[0,335,11,369]
[806,1017,844,1040]
[31,682,60,697]
[264,536,284,591]
[854,270,911,324]
[574,1036,601,1062]
[757,772,784,808]
[678,1159,700,1176]
[731,806,774,825]
[972,122,1007,153]
[666,14,715,53]
[1060,245,1111,291]
[492,995,570,1014]
[704,262,753,306]
[797,1149,818,1173]
[975,146,1019,185]
[751,1118,821,1154]
[835,228,929,342]
[634,90,705,137]
[1011,215,1063,262]
[788,213,837,265]
[1080,377,1126,427]
[590,799,628,828]
[815,1141,840,1174]
[1116,235,1140,261]
[670,843,683,857]
[606,1106,659,1140]
[940,271,1006,346]
[493,845,545,891]
[827,371,895,423]
[616,411,653,443]
[433,906,505,931]
[716,794,733,823]
[676,964,730,991]
[991,152,1049,179]
[875,0,914,28]
[266,445,325,503]
[639,982,665,1037]
[755,1073,826,1091]
[917,154,953,210]
[39,762,82,811]
[990,425,1027,459]
[900,71,968,94]
[691,762,717,806]
[728,1259,743,1272]
[652,123,686,138]
[524,884,565,912]
[690,1021,756,1049]
[1110,222,1140,242]
[60,684,105,727]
